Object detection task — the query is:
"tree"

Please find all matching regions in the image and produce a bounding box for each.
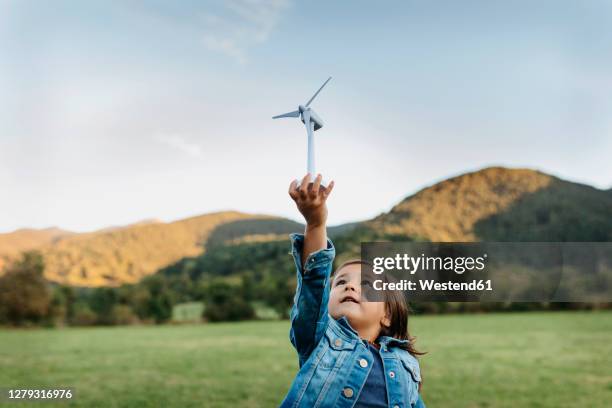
[88,287,118,325]
[0,251,50,325]
[141,275,174,323]
[71,301,97,326]
[49,285,77,325]
[203,280,255,322]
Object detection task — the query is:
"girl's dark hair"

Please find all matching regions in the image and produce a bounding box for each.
[334,259,426,358]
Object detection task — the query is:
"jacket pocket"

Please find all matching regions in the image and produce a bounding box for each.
[399,353,421,406]
[399,353,422,383]
[317,331,355,369]
[324,329,357,351]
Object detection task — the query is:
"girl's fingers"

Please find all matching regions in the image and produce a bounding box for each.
[323,180,335,198]
[298,173,311,197]
[288,179,299,199]
[311,174,322,197]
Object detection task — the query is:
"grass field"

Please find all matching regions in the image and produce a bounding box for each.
[1,312,611,407]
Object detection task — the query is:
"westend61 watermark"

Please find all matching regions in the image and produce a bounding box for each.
[360,242,612,302]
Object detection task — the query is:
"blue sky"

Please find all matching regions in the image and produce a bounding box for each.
[1,0,611,233]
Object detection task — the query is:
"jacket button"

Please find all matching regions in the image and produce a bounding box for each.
[393,405,400,408]
[359,358,368,368]
[334,339,343,347]
[343,387,354,398]
[389,371,396,378]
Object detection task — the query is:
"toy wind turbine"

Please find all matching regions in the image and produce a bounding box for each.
[273,76,332,186]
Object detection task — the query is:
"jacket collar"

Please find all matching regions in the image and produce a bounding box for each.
[334,316,410,350]
[377,335,410,351]
[334,316,359,339]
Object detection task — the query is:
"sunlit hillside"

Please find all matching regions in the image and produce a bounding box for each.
[38,212,299,287]
[0,227,73,272]
[365,167,612,242]
[2,167,610,287]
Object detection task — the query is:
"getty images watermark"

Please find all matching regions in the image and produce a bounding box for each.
[360,242,612,302]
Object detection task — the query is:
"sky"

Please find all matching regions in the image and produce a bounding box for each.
[1,0,611,233]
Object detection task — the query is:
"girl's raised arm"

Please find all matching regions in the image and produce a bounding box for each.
[287,174,336,365]
[289,173,335,266]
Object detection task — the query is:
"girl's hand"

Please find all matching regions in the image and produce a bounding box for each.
[289,173,335,228]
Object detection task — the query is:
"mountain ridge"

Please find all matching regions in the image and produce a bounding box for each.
[365,166,611,242]
[1,167,610,286]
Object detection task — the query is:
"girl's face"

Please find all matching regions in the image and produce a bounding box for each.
[328,264,390,341]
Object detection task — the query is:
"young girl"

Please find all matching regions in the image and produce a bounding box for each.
[281,174,426,408]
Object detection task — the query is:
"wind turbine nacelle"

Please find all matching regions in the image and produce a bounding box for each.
[302,108,324,131]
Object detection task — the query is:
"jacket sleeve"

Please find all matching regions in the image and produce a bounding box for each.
[288,233,335,367]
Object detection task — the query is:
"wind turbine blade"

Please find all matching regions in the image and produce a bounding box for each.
[272,110,300,119]
[305,76,332,107]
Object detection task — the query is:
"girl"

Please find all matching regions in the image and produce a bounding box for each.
[281,174,426,408]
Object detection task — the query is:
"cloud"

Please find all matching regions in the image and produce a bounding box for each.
[127,0,290,64]
[155,134,204,158]
[201,0,290,63]
[202,35,247,64]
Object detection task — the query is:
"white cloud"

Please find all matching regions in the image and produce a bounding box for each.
[155,134,204,158]
[126,0,290,64]
[202,35,247,64]
[201,0,290,63]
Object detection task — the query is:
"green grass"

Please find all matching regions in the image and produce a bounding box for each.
[0,312,611,407]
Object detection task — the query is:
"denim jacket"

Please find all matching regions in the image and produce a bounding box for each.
[280,233,425,408]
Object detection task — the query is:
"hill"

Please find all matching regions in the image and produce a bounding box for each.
[205,218,358,248]
[162,167,612,280]
[41,211,309,287]
[365,167,612,242]
[2,167,610,287]
[0,212,304,287]
[0,211,357,287]
[0,227,73,272]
